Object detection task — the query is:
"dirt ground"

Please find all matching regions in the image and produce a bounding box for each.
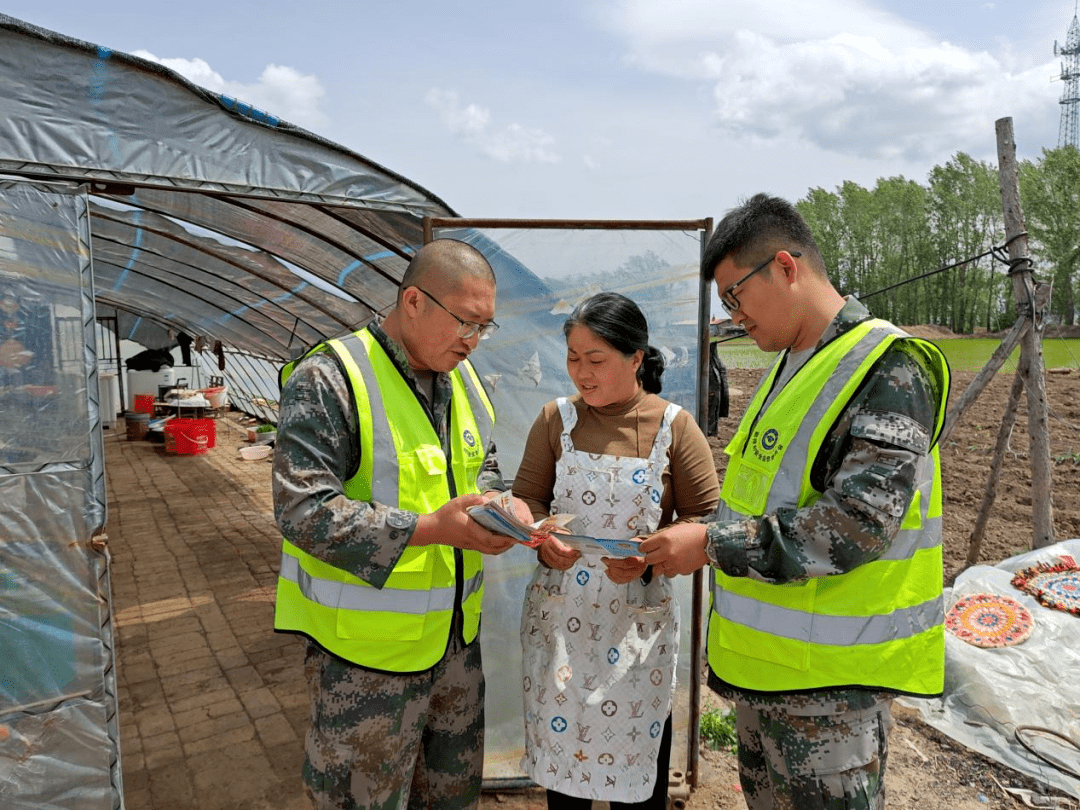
[481,363,1080,809]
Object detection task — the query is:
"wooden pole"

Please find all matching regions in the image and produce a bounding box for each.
[965,371,1025,568]
[687,218,712,790]
[995,117,1054,548]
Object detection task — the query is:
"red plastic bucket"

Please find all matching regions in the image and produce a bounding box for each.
[164,418,213,455]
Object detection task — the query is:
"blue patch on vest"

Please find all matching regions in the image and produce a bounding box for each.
[463,429,476,448]
[761,428,779,451]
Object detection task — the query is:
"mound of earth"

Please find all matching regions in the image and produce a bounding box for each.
[900,324,958,339]
[902,321,1080,339]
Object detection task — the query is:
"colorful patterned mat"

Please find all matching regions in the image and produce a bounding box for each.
[1011,558,1080,617]
[945,592,1035,648]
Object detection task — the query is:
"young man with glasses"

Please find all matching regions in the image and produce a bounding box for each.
[640,194,950,809]
[273,238,532,810]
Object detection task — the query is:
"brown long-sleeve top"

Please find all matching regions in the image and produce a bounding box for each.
[512,389,720,527]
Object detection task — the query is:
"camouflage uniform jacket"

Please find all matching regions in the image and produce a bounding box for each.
[705,297,948,713]
[273,322,506,592]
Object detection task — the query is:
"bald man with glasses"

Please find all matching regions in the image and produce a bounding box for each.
[273,238,532,810]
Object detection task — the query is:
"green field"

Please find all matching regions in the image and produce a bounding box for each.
[929,337,1080,373]
[714,336,1080,372]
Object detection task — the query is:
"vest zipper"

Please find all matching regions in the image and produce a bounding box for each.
[443,404,466,646]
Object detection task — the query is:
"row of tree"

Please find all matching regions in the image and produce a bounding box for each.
[795,147,1080,331]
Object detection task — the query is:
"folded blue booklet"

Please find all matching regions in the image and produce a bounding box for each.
[467,496,644,559]
[552,534,643,559]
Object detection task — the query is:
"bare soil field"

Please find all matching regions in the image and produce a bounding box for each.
[482,364,1080,810]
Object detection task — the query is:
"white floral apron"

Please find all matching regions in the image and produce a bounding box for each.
[520,397,681,803]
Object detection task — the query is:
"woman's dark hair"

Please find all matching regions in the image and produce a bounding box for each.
[562,292,665,394]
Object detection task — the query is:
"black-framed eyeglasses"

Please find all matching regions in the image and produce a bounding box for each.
[719,250,802,312]
[416,287,499,340]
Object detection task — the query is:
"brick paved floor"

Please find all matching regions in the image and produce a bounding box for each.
[105,417,310,810]
[104,416,550,810]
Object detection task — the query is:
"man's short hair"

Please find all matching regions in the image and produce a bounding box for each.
[398,239,495,302]
[703,193,825,281]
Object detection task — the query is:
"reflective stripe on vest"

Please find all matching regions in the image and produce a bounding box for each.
[274,328,495,672]
[279,553,484,615]
[713,583,942,647]
[709,321,949,696]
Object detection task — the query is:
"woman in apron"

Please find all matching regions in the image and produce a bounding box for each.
[513,292,720,809]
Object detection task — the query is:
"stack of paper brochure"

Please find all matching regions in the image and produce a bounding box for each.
[468,491,644,559]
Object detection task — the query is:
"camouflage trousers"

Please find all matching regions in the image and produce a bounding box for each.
[734,697,893,810]
[301,635,485,810]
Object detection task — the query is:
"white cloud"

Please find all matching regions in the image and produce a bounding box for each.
[599,0,1055,162]
[131,51,328,131]
[425,88,561,164]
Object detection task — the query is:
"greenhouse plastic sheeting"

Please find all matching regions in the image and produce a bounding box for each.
[0,11,719,791]
[899,538,1080,799]
[0,13,459,361]
[0,180,119,809]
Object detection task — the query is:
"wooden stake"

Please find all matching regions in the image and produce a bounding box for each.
[966,370,1024,568]
[995,117,1054,548]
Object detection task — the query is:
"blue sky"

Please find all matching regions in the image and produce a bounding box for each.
[5,1,1077,221]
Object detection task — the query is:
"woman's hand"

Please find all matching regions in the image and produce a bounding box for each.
[537,533,581,570]
[601,555,648,584]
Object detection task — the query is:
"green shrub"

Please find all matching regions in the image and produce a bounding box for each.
[255,424,276,433]
[700,703,738,754]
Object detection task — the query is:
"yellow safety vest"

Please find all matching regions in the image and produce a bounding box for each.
[274,328,496,672]
[708,319,950,696]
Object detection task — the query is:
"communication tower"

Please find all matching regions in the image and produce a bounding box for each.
[1056,6,1080,148]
